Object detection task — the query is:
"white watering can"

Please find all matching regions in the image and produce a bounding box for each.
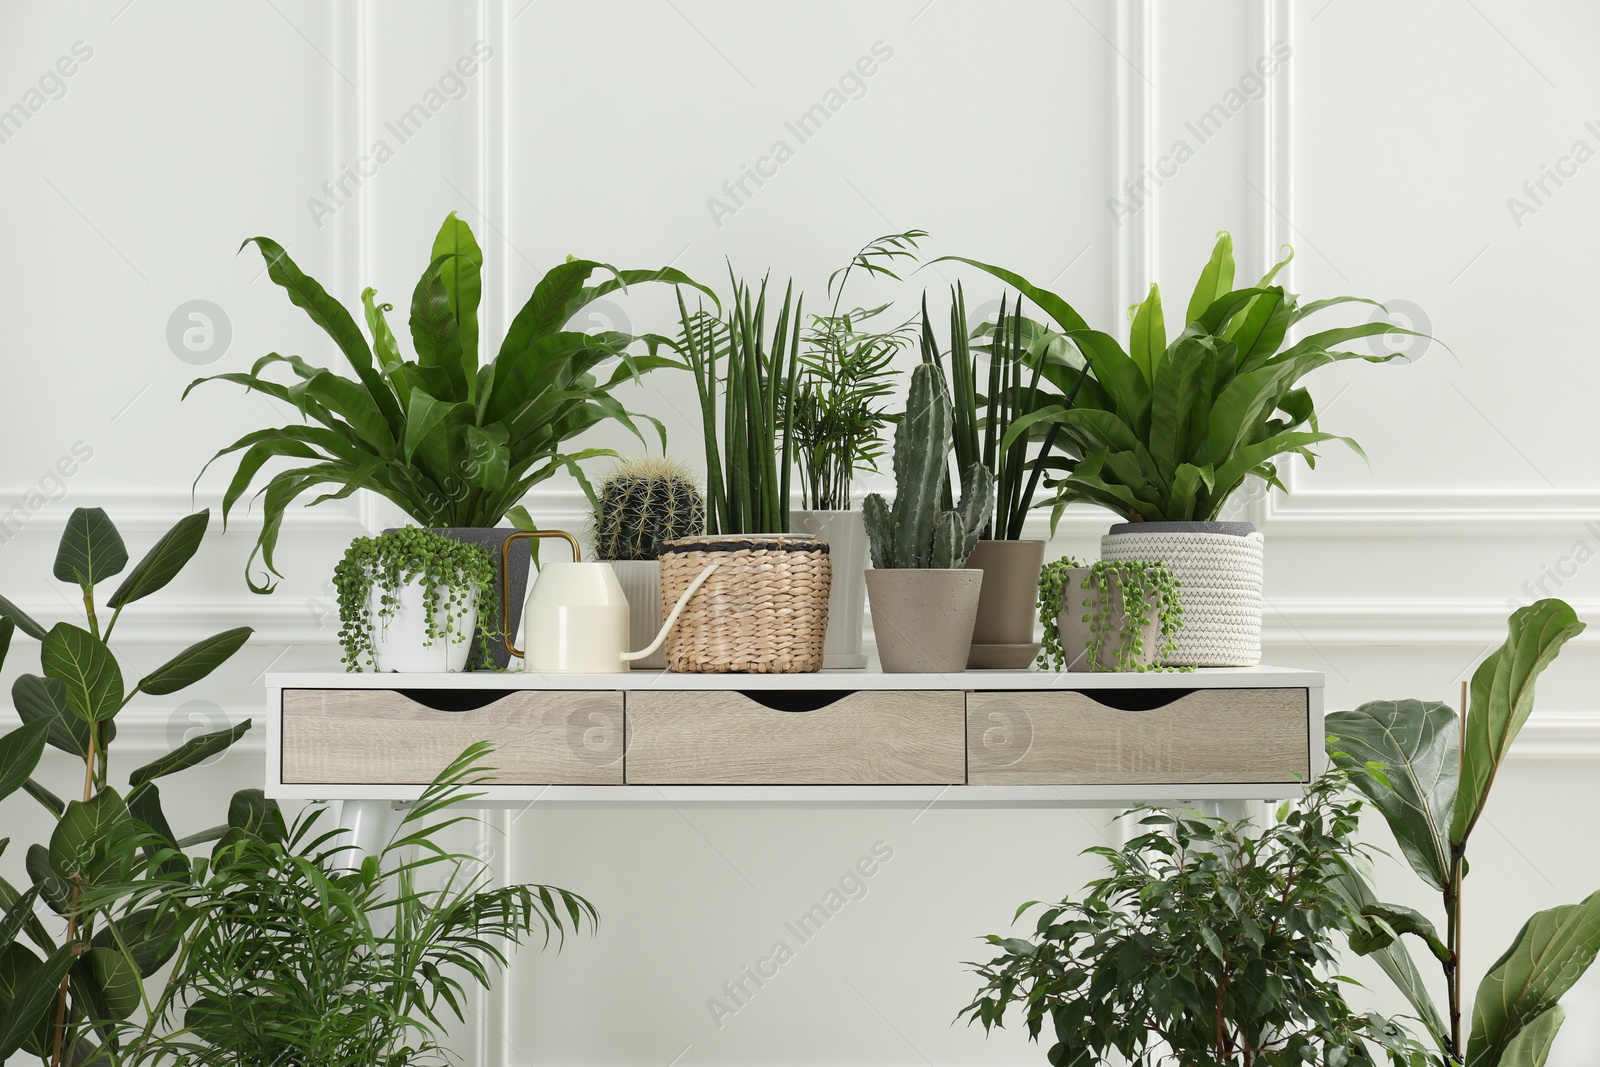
[501,531,717,673]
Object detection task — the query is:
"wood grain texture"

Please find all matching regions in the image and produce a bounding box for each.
[282,689,624,785]
[624,690,966,784]
[966,688,1309,785]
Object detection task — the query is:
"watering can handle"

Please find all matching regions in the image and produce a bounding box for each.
[500,530,581,660]
[621,563,719,663]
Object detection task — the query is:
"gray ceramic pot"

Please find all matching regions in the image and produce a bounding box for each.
[391,527,531,671]
[964,539,1045,669]
[866,568,983,673]
[1055,567,1164,672]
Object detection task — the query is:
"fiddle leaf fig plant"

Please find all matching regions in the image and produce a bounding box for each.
[1326,599,1593,1067]
[0,507,252,1067]
[190,211,715,591]
[936,233,1432,526]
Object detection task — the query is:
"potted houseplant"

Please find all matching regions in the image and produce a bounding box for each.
[784,232,920,668]
[921,285,1091,668]
[1038,557,1181,672]
[332,526,497,672]
[0,508,254,1067]
[84,744,596,1066]
[190,211,711,668]
[938,232,1424,666]
[589,457,706,670]
[1326,599,1598,1067]
[862,362,995,673]
[961,774,1423,1066]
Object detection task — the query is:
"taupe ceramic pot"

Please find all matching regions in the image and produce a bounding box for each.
[866,568,984,673]
[964,539,1046,669]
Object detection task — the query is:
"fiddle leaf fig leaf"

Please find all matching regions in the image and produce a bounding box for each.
[107,510,209,608]
[40,624,124,723]
[1468,891,1600,1067]
[52,508,127,587]
[137,627,252,696]
[1453,599,1585,850]
[1326,700,1458,891]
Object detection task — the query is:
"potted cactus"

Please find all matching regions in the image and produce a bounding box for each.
[863,363,996,673]
[590,458,706,670]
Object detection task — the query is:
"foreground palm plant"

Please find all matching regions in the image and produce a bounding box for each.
[937,233,1424,526]
[1327,599,1596,1067]
[191,212,712,591]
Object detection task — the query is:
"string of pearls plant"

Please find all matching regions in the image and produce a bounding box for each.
[333,527,499,671]
[1036,557,1185,672]
[1036,556,1086,671]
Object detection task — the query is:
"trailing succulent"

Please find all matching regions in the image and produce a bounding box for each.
[190,212,714,592]
[937,232,1431,526]
[1034,556,1086,672]
[591,457,706,561]
[1036,558,1183,672]
[863,362,996,569]
[332,527,498,671]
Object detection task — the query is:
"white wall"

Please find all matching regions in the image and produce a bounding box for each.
[2,1,1598,1064]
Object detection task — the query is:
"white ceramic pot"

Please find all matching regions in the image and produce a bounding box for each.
[368,577,480,673]
[790,509,868,668]
[1099,521,1264,667]
[609,560,666,670]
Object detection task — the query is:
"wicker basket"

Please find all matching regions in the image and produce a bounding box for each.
[658,534,831,673]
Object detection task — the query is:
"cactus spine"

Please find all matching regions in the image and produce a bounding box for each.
[863,363,995,569]
[592,458,707,561]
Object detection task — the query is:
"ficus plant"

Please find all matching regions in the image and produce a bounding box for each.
[0,507,253,1067]
[936,233,1429,527]
[190,212,714,592]
[1326,598,1596,1067]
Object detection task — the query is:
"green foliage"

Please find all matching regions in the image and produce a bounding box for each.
[862,363,996,569]
[1326,599,1592,1067]
[1080,560,1183,673]
[676,272,801,534]
[937,233,1427,525]
[590,457,706,561]
[1034,556,1086,672]
[190,212,712,592]
[332,527,498,672]
[783,233,920,511]
[0,508,252,1067]
[920,285,1091,539]
[961,774,1425,1067]
[84,743,597,1067]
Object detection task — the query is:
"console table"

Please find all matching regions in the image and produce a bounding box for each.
[264,668,1324,819]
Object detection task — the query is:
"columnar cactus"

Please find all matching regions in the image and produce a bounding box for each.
[863,363,995,569]
[592,458,707,561]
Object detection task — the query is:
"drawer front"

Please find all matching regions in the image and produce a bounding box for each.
[966,688,1309,785]
[282,689,624,785]
[624,690,965,785]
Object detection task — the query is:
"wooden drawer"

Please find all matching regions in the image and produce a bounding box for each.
[624,690,965,785]
[282,689,624,786]
[966,688,1309,785]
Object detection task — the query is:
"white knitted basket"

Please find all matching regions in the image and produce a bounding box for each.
[1100,526,1264,667]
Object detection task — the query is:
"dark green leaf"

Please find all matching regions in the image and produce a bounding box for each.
[128,719,251,788]
[0,616,11,672]
[23,779,64,817]
[136,626,251,696]
[52,508,127,587]
[1469,891,1600,1067]
[91,909,179,978]
[0,943,76,1061]
[40,624,123,723]
[13,674,113,757]
[50,788,130,883]
[106,511,209,608]
[0,594,46,641]
[0,722,49,806]
[86,947,141,1019]
[227,788,284,840]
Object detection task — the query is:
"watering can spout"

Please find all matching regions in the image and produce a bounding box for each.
[620,563,718,664]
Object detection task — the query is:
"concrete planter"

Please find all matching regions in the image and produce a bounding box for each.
[964,539,1045,669]
[1055,567,1163,672]
[791,509,868,668]
[1100,521,1263,667]
[866,568,984,673]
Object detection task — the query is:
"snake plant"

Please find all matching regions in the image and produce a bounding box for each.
[189,213,713,591]
[935,232,1427,526]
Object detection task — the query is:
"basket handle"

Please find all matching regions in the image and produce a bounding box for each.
[621,563,718,663]
[501,530,581,660]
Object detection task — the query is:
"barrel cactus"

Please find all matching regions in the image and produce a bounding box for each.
[863,363,995,569]
[592,458,707,561]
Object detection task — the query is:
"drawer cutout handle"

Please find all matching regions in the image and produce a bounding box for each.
[738,690,852,713]
[398,689,515,713]
[1079,688,1195,712]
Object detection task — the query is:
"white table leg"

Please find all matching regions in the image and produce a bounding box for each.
[335,798,394,868]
